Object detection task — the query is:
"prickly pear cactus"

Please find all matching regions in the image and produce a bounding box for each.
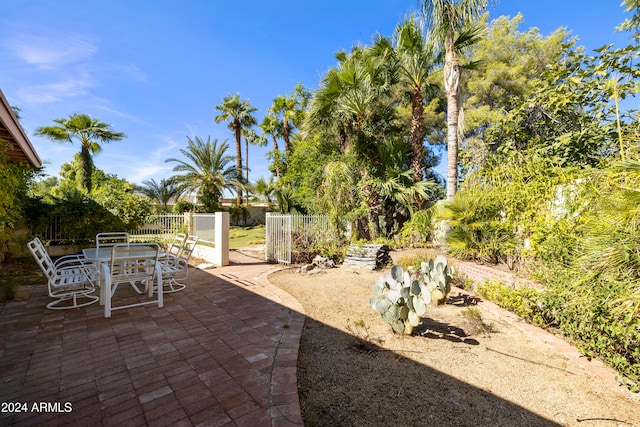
[370,265,431,335]
[420,254,454,305]
[370,256,455,334]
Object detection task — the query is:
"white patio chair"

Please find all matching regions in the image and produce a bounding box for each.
[96,232,129,248]
[27,237,99,310]
[165,233,187,258]
[103,243,162,318]
[95,232,146,294]
[160,235,198,293]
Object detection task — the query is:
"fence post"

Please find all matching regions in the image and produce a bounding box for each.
[213,212,229,266]
[185,212,193,236]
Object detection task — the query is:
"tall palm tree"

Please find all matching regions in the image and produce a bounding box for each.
[35,113,126,193]
[214,94,258,205]
[271,95,297,155]
[259,115,284,178]
[137,178,184,212]
[166,136,241,212]
[421,0,491,200]
[374,15,439,182]
[306,47,394,155]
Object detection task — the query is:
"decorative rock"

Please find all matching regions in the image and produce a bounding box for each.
[312,255,336,269]
[342,244,391,270]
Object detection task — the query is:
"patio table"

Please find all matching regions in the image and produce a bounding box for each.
[83,246,164,304]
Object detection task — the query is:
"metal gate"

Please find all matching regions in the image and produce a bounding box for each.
[265,213,332,264]
[265,213,292,264]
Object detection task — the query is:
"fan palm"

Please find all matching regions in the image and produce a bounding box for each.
[250,176,276,210]
[259,115,284,178]
[214,94,257,205]
[35,113,125,193]
[166,137,241,212]
[374,15,439,182]
[137,178,184,213]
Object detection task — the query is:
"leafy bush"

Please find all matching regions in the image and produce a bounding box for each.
[399,209,433,247]
[436,189,519,264]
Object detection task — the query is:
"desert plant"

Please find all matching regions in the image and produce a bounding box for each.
[419,254,455,305]
[371,265,431,335]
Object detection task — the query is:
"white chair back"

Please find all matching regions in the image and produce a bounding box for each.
[160,235,198,293]
[96,232,129,248]
[103,243,162,318]
[27,237,56,280]
[167,233,187,257]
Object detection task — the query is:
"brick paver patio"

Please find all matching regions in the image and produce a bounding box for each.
[0,251,304,426]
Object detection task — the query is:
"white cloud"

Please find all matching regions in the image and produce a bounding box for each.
[17,73,94,105]
[10,35,97,70]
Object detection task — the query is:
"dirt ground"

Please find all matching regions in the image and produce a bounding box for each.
[268,266,640,427]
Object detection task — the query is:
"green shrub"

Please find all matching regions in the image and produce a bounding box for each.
[399,209,433,247]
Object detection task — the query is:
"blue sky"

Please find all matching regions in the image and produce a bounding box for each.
[1,1,635,187]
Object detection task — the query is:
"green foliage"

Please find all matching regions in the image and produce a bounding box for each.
[0,141,40,262]
[400,209,433,247]
[34,113,125,194]
[173,199,195,213]
[371,256,453,334]
[166,136,242,212]
[476,281,548,326]
[460,14,573,176]
[436,188,519,264]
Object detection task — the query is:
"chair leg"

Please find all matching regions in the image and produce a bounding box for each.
[47,291,99,310]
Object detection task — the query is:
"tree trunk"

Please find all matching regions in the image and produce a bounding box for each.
[80,144,94,194]
[283,119,291,155]
[245,138,249,205]
[272,136,281,178]
[410,84,427,183]
[234,122,243,205]
[444,31,461,201]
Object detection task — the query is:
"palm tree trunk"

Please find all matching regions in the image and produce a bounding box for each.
[283,119,291,155]
[234,124,243,205]
[79,144,94,194]
[245,138,249,205]
[410,84,427,183]
[272,136,281,178]
[444,31,461,201]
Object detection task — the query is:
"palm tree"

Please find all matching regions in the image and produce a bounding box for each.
[214,94,258,205]
[259,115,284,178]
[166,136,241,212]
[306,48,394,155]
[271,95,298,155]
[374,15,439,182]
[421,0,491,200]
[137,178,184,212]
[249,176,276,210]
[35,113,125,193]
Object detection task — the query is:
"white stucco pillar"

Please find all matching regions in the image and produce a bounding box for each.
[213,212,229,266]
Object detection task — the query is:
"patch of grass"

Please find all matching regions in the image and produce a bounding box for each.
[229,225,265,249]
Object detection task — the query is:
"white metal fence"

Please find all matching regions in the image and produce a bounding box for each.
[265,213,333,264]
[129,214,187,242]
[41,213,217,244]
